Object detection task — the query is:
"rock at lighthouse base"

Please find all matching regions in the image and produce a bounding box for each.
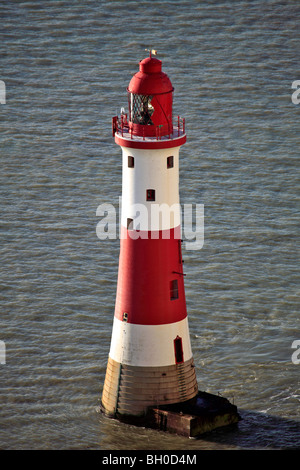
[149,391,241,438]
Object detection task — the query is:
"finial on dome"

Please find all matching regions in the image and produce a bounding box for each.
[144,48,157,58]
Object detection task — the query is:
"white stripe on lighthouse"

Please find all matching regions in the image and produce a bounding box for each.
[108,317,193,367]
[121,146,181,232]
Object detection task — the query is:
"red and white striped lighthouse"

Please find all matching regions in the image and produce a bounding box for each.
[101,52,198,421]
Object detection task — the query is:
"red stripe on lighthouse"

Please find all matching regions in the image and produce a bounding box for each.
[114,225,187,325]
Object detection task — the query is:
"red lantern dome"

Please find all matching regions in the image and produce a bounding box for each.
[127,56,174,137]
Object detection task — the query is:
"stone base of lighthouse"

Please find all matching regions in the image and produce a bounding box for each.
[101,356,198,419]
[101,357,240,437]
[149,391,241,438]
[101,356,241,437]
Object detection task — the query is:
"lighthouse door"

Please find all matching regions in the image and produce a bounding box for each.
[174,336,184,364]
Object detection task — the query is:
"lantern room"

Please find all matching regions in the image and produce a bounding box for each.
[127,55,174,138]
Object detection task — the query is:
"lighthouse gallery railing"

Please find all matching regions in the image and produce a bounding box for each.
[112,114,185,141]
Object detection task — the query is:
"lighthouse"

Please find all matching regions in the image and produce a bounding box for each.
[101,53,240,436]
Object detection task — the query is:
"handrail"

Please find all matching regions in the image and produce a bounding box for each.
[112,115,185,140]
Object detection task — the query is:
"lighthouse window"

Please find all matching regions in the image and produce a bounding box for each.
[170,279,179,300]
[130,93,154,125]
[174,336,184,364]
[167,156,174,168]
[127,218,133,230]
[146,189,155,201]
[128,156,134,168]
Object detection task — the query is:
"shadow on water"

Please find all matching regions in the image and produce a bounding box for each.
[198,409,300,450]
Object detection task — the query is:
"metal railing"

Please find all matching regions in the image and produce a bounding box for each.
[112,114,185,140]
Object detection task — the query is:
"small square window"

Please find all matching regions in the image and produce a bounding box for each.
[128,156,134,168]
[170,279,178,300]
[146,189,155,201]
[127,218,133,230]
[167,156,174,168]
[122,312,128,322]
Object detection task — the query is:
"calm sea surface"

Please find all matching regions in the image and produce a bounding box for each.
[0,0,299,450]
